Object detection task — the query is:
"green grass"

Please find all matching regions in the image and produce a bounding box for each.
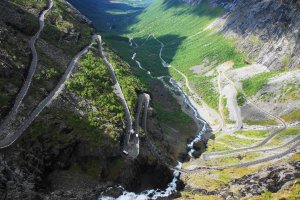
[242,71,281,96]
[99,0,245,109]
[258,92,276,102]
[281,110,300,122]
[279,127,300,137]
[251,181,300,200]
[237,91,246,106]
[279,82,300,102]
[206,139,231,152]
[222,97,229,118]
[26,108,109,146]
[9,0,94,55]
[41,0,94,56]
[122,0,246,75]
[66,51,125,140]
[106,46,146,112]
[234,130,269,138]
[66,46,145,140]
[244,119,278,126]
[106,9,137,15]
[10,0,46,11]
[218,135,259,148]
[153,101,193,125]
[191,75,219,109]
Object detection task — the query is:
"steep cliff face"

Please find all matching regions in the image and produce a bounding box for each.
[189,0,300,70]
[219,0,299,70]
[0,0,198,199]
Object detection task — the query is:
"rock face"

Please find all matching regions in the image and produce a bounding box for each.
[218,0,300,70]
[187,0,300,70]
[0,0,179,199]
[219,161,300,199]
[183,161,300,199]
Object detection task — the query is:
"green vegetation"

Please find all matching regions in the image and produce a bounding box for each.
[206,139,232,152]
[7,0,93,64]
[219,135,259,148]
[261,191,272,200]
[66,51,122,139]
[105,46,146,111]
[178,192,223,200]
[69,160,102,180]
[10,0,46,11]
[222,97,229,118]
[34,49,63,82]
[234,130,269,138]
[249,35,263,46]
[244,119,278,126]
[237,91,246,106]
[41,0,94,55]
[279,82,300,102]
[67,0,144,31]
[153,102,193,125]
[258,92,276,102]
[127,0,245,73]
[242,71,280,96]
[281,109,300,122]
[251,181,300,200]
[35,68,59,81]
[0,70,23,108]
[191,75,219,109]
[281,55,291,71]
[98,0,245,109]
[84,159,103,178]
[279,127,300,137]
[27,108,109,146]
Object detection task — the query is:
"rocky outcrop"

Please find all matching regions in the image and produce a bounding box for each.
[183,161,300,199]
[212,0,300,70]
[185,0,300,70]
[220,161,300,199]
[0,0,181,199]
[64,0,92,25]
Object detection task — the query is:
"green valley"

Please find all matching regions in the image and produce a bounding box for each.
[0,0,299,199]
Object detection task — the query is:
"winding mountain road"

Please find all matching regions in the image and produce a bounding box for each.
[0,0,53,137]
[127,35,298,173]
[0,35,96,149]
[179,140,300,173]
[152,35,224,132]
[98,35,133,147]
[202,71,288,160]
[217,70,243,135]
[206,134,300,160]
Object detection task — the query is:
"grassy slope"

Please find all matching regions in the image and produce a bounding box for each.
[242,71,281,96]
[186,126,300,198]
[11,0,94,55]
[66,46,145,140]
[281,109,300,122]
[1,0,94,111]
[5,0,141,144]
[103,0,246,109]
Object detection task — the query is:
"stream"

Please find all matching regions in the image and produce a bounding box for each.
[99,37,209,199]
